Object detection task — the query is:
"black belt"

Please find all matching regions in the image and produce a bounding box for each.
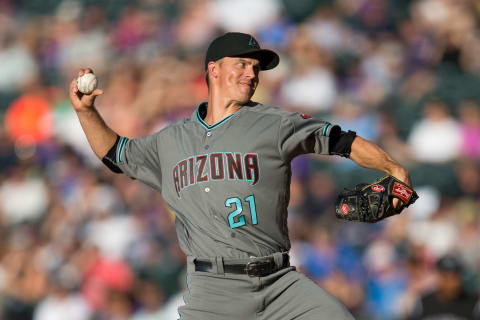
[194,254,290,277]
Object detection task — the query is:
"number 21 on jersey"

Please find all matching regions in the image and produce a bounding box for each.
[225,195,257,229]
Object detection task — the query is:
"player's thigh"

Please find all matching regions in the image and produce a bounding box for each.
[178,272,258,320]
[262,270,355,320]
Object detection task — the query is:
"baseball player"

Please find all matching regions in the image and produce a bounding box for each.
[69,32,412,320]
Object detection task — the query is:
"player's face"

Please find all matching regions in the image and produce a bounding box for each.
[217,57,260,104]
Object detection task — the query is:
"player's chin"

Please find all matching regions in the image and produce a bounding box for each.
[237,88,255,103]
[237,95,253,105]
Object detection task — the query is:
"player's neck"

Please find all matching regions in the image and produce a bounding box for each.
[205,96,243,126]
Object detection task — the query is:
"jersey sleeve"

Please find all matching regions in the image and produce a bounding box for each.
[105,133,163,192]
[278,112,340,161]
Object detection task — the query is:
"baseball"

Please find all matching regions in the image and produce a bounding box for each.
[76,73,98,94]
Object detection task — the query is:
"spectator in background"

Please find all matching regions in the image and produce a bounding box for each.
[0,24,38,93]
[302,171,338,219]
[33,265,92,320]
[376,111,413,165]
[407,198,459,259]
[279,26,338,113]
[210,0,281,34]
[363,240,408,320]
[396,252,437,319]
[130,281,164,320]
[409,254,480,320]
[331,96,380,142]
[456,159,480,198]
[359,39,406,105]
[93,288,133,320]
[0,165,49,225]
[459,99,480,160]
[56,2,111,79]
[407,98,462,163]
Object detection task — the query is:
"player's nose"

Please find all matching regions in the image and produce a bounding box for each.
[244,65,257,79]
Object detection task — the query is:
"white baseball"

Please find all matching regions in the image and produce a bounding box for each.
[76,73,98,94]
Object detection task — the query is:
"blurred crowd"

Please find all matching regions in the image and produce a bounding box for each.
[0,0,480,319]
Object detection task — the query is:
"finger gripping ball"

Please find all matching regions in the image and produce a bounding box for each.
[76,73,98,94]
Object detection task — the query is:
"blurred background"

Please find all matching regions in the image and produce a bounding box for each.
[0,0,479,319]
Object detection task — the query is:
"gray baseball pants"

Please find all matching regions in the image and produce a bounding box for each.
[178,255,355,320]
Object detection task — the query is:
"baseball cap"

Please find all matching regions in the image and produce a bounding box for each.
[205,32,280,71]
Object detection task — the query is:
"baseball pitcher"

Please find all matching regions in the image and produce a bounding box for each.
[69,32,416,320]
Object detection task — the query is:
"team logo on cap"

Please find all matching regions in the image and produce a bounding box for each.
[341,204,349,215]
[248,36,260,49]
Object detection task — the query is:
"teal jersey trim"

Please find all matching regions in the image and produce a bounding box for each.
[117,137,129,163]
[195,102,241,130]
[322,123,331,137]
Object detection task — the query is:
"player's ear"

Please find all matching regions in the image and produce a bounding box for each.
[208,61,219,80]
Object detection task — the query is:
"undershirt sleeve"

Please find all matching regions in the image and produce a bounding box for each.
[328,129,357,158]
[102,135,122,173]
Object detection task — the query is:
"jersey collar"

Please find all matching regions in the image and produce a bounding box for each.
[193,101,243,130]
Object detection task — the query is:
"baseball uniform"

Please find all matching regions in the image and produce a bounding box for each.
[102,101,355,320]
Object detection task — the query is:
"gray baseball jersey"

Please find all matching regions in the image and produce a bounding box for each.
[109,101,337,259]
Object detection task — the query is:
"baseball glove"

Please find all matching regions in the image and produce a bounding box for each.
[335,175,418,223]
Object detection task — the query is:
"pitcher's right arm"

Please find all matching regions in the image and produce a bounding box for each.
[69,68,117,159]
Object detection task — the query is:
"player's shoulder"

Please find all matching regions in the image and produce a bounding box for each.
[243,101,301,119]
[148,117,193,137]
